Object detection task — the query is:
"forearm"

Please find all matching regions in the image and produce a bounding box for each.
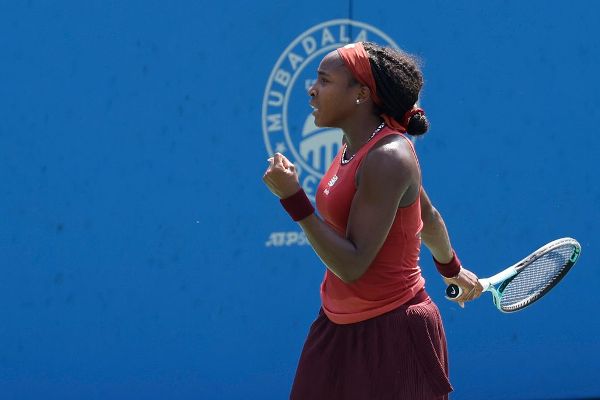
[421,207,454,263]
[298,214,368,283]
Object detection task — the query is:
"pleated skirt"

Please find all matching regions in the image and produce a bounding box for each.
[290,290,452,400]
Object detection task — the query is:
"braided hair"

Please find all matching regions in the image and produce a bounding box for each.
[363,42,429,136]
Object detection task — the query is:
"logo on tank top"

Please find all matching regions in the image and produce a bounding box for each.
[261,19,399,202]
[323,175,338,196]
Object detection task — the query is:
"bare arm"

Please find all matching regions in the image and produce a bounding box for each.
[263,137,416,283]
[420,188,454,264]
[298,142,413,282]
[420,188,483,304]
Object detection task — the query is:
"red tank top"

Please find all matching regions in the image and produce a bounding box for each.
[316,126,425,324]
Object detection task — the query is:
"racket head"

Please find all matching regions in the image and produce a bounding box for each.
[496,237,581,312]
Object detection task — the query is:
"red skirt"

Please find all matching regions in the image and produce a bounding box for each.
[290,290,452,400]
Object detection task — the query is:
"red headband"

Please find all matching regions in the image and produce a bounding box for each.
[336,42,424,133]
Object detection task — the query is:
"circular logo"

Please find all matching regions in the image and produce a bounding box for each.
[262,19,399,200]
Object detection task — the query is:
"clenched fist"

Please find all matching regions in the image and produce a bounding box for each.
[263,153,302,199]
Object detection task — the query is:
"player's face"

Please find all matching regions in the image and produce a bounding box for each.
[308,51,360,128]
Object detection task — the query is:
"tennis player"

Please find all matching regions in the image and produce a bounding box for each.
[263,42,483,400]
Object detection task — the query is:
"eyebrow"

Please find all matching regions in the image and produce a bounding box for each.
[317,70,332,77]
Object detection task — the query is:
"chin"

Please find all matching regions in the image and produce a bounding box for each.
[313,115,332,128]
[312,115,322,127]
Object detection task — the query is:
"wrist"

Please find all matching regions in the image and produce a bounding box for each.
[280,188,315,221]
[433,250,462,278]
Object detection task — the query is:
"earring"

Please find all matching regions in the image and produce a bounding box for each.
[356,99,360,104]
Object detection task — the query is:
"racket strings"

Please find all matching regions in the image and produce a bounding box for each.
[500,245,574,311]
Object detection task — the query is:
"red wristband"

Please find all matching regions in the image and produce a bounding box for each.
[280,189,314,221]
[433,251,462,278]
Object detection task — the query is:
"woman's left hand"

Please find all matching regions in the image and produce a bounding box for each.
[443,267,483,308]
[263,153,302,199]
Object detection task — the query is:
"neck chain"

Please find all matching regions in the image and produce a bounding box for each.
[341,122,385,165]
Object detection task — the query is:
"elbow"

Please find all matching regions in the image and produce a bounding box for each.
[338,273,361,284]
[338,273,359,284]
[422,206,440,226]
[335,261,370,284]
[324,241,373,283]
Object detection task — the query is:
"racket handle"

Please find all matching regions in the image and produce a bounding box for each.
[445,284,461,299]
[445,279,490,300]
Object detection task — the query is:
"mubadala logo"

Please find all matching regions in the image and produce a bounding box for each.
[262,19,399,201]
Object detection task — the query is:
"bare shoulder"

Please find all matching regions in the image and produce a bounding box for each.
[363,134,416,174]
[354,134,418,195]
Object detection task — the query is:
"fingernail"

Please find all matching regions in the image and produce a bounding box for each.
[459,302,465,309]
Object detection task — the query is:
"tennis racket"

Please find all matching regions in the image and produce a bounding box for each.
[445,237,581,312]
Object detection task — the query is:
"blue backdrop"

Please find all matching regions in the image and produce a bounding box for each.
[1,1,599,399]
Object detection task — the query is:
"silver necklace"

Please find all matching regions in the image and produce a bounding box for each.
[341,122,385,165]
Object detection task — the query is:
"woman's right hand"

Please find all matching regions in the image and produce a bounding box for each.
[262,153,302,199]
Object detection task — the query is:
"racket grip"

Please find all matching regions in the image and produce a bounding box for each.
[445,284,462,299]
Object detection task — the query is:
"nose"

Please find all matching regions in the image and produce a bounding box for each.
[308,83,316,97]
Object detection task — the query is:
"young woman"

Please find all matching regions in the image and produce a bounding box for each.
[263,42,483,400]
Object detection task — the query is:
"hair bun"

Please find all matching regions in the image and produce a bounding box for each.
[406,112,429,136]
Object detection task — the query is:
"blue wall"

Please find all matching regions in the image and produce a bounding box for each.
[1,1,599,399]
